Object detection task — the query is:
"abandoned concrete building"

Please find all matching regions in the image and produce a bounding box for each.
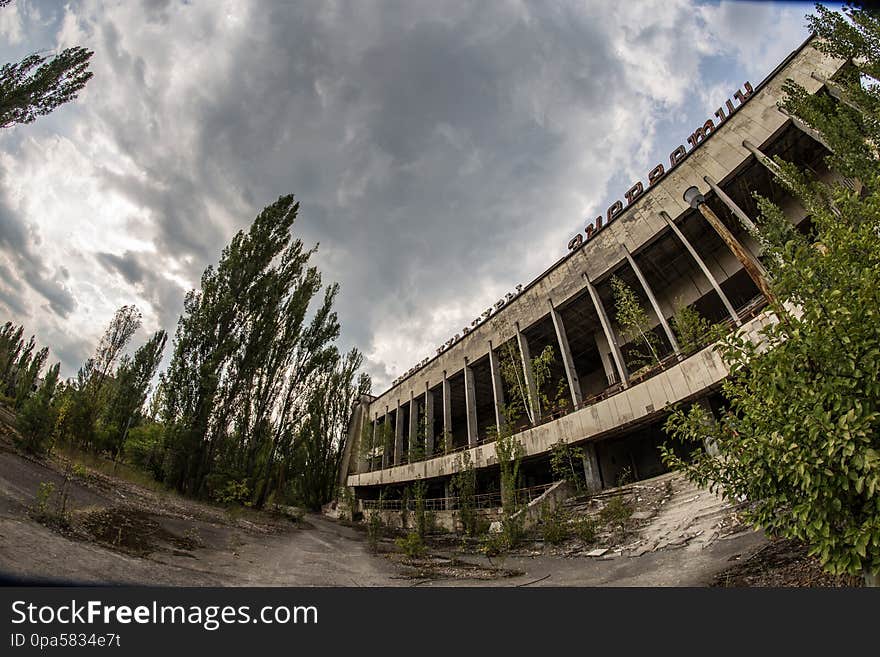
[338,36,846,521]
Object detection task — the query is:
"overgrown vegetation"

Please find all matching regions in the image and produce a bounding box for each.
[611,276,662,372]
[550,440,585,493]
[665,3,880,586]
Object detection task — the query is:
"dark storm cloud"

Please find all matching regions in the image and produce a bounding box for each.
[0,0,810,385]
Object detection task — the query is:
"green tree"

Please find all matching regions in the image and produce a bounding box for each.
[0,1,94,129]
[16,361,60,454]
[670,301,717,354]
[664,3,880,586]
[610,276,661,371]
[161,195,361,509]
[101,330,167,458]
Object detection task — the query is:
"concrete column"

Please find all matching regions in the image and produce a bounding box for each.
[487,340,506,434]
[622,248,680,354]
[582,442,603,493]
[703,175,757,233]
[464,358,478,447]
[583,273,629,387]
[661,211,740,325]
[548,299,584,408]
[393,399,403,465]
[424,384,435,457]
[594,332,618,386]
[515,321,542,422]
[369,415,378,472]
[382,409,390,469]
[408,390,419,460]
[441,371,452,453]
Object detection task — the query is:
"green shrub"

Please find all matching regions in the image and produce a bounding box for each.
[212,479,251,506]
[573,516,598,543]
[599,496,633,531]
[367,511,384,553]
[540,504,571,545]
[395,531,426,558]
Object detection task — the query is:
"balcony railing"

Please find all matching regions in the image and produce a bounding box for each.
[361,482,555,511]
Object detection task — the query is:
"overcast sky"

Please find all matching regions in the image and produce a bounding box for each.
[0,0,814,392]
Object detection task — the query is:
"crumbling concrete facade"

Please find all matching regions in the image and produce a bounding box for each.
[342,36,846,512]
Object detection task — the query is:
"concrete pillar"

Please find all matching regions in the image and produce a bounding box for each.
[369,415,378,472]
[408,390,419,460]
[382,409,390,469]
[703,175,757,233]
[393,399,403,465]
[488,340,506,434]
[424,384,435,457]
[583,273,629,387]
[661,211,740,325]
[622,248,680,354]
[464,358,478,447]
[594,332,618,386]
[444,479,454,511]
[548,299,584,408]
[442,371,452,453]
[515,321,542,422]
[582,443,603,493]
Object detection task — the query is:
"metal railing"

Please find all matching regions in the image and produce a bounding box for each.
[361,482,555,511]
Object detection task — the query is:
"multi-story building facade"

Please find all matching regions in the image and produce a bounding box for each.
[338,36,846,511]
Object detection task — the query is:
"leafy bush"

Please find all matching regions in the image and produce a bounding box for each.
[540,504,571,545]
[573,516,598,544]
[367,511,384,553]
[395,531,426,558]
[212,479,251,506]
[599,496,633,531]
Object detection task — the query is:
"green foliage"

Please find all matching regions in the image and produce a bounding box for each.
[573,516,599,544]
[160,196,365,509]
[671,302,719,354]
[550,440,585,492]
[100,330,167,459]
[411,478,431,539]
[540,503,571,545]
[212,479,251,506]
[0,13,93,130]
[28,481,69,528]
[395,531,427,558]
[124,422,165,479]
[367,497,385,553]
[599,496,633,536]
[452,450,478,536]
[15,362,60,454]
[611,276,661,371]
[664,4,880,581]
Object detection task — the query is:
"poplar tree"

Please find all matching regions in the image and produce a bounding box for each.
[0,1,94,129]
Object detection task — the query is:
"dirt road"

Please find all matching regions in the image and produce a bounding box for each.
[0,439,765,586]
